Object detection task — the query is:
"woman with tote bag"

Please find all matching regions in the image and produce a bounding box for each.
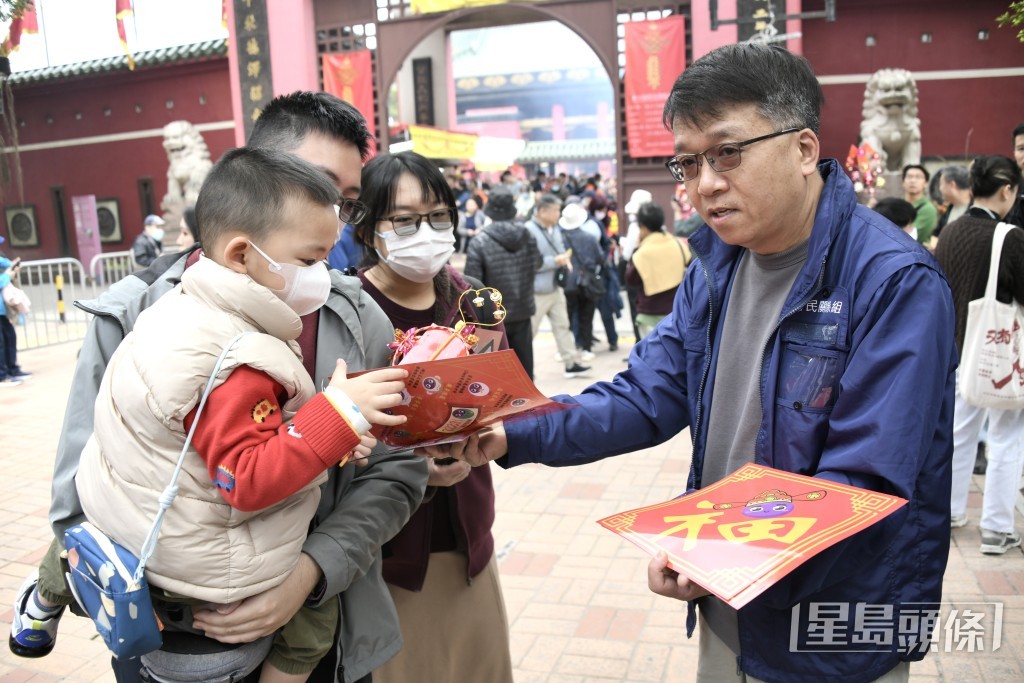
[935,155,1024,554]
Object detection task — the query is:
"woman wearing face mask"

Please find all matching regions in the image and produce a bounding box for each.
[935,155,1024,554]
[354,152,514,683]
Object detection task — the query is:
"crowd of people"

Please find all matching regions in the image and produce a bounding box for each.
[4,42,1024,683]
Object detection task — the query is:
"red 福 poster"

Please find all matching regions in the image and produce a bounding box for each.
[323,51,377,139]
[598,464,907,608]
[624,15,686,158]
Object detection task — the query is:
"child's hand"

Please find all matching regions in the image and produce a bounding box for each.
[329,359,408,427]
[342,433,377,468]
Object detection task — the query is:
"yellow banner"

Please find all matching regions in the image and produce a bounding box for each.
[411,0,540,14]
[408,125,478,161]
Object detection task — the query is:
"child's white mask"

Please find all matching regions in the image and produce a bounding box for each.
[248,241,331,316]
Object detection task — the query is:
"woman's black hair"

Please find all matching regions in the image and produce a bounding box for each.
[354,152,464,321]
[182,206,200,244]
[969,155,1021,199]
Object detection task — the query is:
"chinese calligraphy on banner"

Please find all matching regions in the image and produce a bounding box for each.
[598,463,907,609]
[624,15,686,158]
[233,0,273,140]
[322,51,377,139]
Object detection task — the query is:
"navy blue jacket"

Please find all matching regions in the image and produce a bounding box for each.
[504,161,957,683]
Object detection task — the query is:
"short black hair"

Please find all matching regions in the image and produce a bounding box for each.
[872,197,917,229]
[196,147,338,249]
[535,193,562,211]
[663,43,824,134]
[969,155,1021,198]
[248,91,374,160]
[1012,122,1024,142]
[353,152,458,261]
[902,164,930,182]
[636,202,665,232]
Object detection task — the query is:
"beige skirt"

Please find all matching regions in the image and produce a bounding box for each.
[373,552,513,683]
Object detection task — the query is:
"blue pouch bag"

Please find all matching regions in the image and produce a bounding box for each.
[64,522,162,659]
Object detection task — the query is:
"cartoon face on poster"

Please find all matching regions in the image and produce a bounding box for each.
[712,488,827,519]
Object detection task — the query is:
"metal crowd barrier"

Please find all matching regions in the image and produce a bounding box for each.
[8,253,135,351]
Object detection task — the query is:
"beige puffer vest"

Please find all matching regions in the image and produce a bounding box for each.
[76,257,323,604]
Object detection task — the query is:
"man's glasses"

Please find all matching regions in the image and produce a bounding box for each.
[383,208,457,237]
[337,198,369,224]
[664,128,800,182]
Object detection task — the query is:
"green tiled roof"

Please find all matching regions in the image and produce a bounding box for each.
[8,38,228,86]
[516,138,616,163]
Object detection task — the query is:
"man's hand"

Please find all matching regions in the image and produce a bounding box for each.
[192,553,322,643]
[647,551,710,602]
[416,422,508,467]
[427,457,471,487]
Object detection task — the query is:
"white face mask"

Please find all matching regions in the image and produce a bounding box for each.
[150,228,165,242]
[375,228,455,283]
[248,241,332,316]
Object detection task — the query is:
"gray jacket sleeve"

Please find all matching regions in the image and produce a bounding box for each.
[48,314,125,538]
[303,278,428,599]
[49,253,189,540]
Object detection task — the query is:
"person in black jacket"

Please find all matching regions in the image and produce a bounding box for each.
[464,185,542,378]
[131,214,165,267]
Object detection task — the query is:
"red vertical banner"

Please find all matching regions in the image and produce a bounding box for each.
[322,51,376,139]
[624,16,686,158]
[116,0,136,70]
[2,2,39,55]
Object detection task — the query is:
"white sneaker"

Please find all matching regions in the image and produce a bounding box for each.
[950,514,968,529]
[580,350,595,362]
[0,378,23,388]
[9,571,63,658]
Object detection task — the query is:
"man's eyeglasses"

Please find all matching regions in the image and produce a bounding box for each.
[337,198,369,224]
[664,128,800,183]
[383,209,457,237]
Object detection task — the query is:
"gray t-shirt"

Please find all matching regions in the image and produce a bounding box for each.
[699,238,809,653]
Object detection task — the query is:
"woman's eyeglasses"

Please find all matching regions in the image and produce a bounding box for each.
[383,209,457,237]
[337,198,369,224]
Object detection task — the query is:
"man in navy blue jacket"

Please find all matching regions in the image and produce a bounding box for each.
[426,43,956,683]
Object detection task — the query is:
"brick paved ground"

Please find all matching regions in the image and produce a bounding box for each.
[1,320,1022,681]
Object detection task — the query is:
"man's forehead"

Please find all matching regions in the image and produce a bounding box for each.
[671,104,765,152]
[286,133,362,196]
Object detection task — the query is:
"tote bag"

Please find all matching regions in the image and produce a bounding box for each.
[960,222,1024,409]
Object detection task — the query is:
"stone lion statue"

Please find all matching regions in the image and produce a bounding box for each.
[160,120,212,215]
[859,68,922,173]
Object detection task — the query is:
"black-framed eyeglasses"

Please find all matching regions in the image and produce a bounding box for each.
[383,208,457,237]
[337,198,368,224]
[664,128,800,183]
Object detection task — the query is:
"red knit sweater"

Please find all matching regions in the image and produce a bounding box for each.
[183,365,360,512]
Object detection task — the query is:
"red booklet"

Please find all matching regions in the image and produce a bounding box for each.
[597,463,907,609]
[369,349,570,450]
